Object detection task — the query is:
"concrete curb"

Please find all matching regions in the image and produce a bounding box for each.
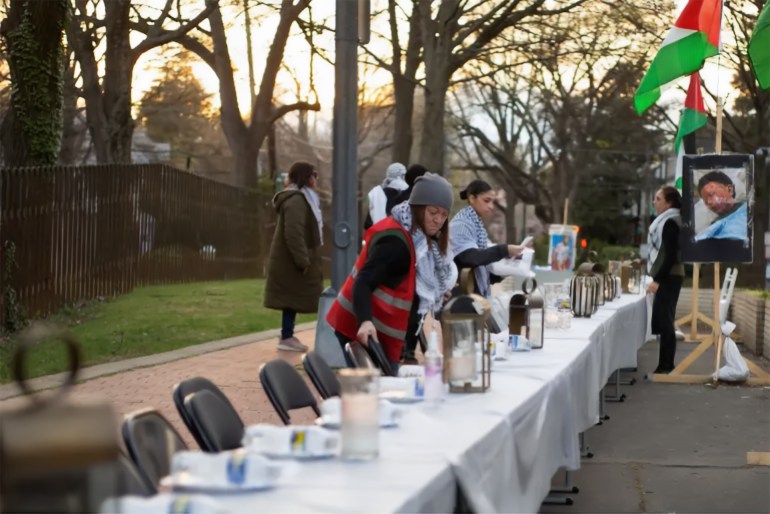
[0,321,317,401]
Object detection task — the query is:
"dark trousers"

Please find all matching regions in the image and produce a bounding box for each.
[401,308,424,360]
[651,275,683,371]
[281,309,296,339]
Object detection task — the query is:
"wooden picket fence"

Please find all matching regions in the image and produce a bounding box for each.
[0,164,275,323]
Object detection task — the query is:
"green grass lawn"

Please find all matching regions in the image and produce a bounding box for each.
[0,279,317,383]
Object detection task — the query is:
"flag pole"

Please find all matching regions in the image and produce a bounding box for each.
[712,97,724,383]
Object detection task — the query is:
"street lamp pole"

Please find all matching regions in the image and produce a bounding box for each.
[331,0,360,290]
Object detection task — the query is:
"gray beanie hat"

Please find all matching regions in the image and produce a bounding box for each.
[409,172,453,211]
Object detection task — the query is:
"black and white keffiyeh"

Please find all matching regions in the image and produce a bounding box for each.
[390,202,457,315]
[449,205,491,296]
[647,207,680,273]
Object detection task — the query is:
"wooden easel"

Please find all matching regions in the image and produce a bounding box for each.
[674,263,715,343]
[653,99,770,386]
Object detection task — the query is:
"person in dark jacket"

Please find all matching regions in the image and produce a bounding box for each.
[449,179,527,298]
[646,186,684,374]
[264,161,324,352]
[391,163,428,207]
[363,162,409,230]
[327,173,457,372]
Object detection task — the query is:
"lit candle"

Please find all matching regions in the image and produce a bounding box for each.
[449,355,476,382]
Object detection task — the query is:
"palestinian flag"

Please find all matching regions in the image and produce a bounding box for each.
[748,1,770,90]
[674,73,707,190]
[634,0,723,115]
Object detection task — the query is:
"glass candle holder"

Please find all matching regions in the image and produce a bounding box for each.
[339,368,379,460]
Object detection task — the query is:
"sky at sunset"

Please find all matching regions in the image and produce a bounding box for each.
[130,0,741,124]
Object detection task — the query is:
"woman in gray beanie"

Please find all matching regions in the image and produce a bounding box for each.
[326,173,457,373]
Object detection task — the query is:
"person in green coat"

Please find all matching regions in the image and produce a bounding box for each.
[264,161,324,352]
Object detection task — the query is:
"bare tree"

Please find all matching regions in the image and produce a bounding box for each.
[384,0,422,164]
[175,0,320,188]
[450,0,669,231]
[67,0,215,164]
[416,0,587,174]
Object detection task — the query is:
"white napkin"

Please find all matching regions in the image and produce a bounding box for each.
[101,494,224,514]
[488,248,535,277]
[168,450,282,490]
[397,365,425,378]
[379,376,424,399]
[490,330,509,360]
[242,424,339,458]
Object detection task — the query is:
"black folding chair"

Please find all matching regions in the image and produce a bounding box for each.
[345,340,395,377]
[121,408,188,491]
[172,377,244,450]
[115,452,157,496]
[345,341,376,370]
[258,359,321,425]
[366,338,396,376]
[302,351,341,399]
[183,389,245,452]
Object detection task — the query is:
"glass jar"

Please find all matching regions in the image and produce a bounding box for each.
[339,368,379,460]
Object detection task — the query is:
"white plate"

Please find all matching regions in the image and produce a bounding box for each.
[315,417,398,429]
[258,450,336,460]
[165,471,276,494]
[379,392,423,404]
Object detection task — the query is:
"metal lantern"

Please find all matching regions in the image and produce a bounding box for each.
[603,271,616,302]
[630,258,643,294]
[570,270,599,317]
[508,278,545,349]
[577,262,605,307]
[0,324,120,513]
[620,257,643,294]
[441,294,491,393]
[620,262,633,293]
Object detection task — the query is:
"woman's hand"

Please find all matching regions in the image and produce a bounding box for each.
[646,281,659,295]
[357,321,377,345]
[507,244,525,258]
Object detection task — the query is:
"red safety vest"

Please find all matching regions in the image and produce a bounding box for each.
[326,217,416,363]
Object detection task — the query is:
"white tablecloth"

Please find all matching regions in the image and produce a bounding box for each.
[212,294,648,513]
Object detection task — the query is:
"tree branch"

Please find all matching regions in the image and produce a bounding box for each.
[131,0,217,60]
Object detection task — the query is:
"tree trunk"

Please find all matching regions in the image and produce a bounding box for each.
[392,78,415,165]
[59,49,84,164]
[103,0,134,163]
[66,1,111,163]
[232,138,260,190]
[389,0,421,165]
[417,0,459,174]
[0,0,67,166]
[419,59,450,174]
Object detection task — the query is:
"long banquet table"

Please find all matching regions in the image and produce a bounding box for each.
[217,293,648,513]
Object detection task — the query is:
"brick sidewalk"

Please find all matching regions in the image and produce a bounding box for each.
[0,326,322,448]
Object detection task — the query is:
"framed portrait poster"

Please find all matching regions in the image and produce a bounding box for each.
[547,224,578,271]
[681,153,754,263]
